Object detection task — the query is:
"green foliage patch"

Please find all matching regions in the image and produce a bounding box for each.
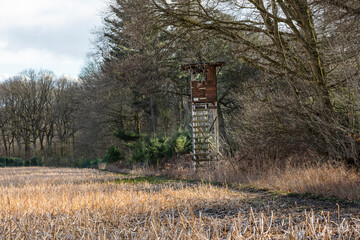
[127,130,192,166]
[114,176,172,184]
[103,146,122,163]
[0,157,25,167]
[80,158,104,168]
[25,157,44,166]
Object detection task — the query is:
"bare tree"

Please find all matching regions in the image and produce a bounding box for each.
[151,0,360,163]
[53,77,79,157]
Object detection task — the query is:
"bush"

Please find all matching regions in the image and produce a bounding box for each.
[80,158,104,168]
[0,158,6,167]
[130,130,191,166]
[165,130,192,156]
[130,137,165,165]
[131,141,146,163]
[4,157,25,167]
[15,158,25,166]
[146,138,167,166]
[25,157,43,166]
[75,158,104,168]
[103,146,122,163]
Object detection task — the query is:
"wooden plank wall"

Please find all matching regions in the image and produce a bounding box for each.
[205,65,217,103]
[191,65,217,103]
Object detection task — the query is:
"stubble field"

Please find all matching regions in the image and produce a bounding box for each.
[0,167,359,239]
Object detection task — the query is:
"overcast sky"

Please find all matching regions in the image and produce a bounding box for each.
[0,0,106,81]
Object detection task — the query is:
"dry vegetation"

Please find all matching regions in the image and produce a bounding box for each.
[162,154,360,200]
[257,162,360,200]
[0,167,359,239]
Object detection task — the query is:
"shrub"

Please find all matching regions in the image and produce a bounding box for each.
[15,158,25,167]
[131,140,146,163]
[130,137,165,166]
[130,130,191,166]
[0,158,6,167]
[25,157,43,166]
[80,158,104,168]
[5,157,25,167]
[31,157,39,166]
[165,130,192,156]
[103,146,122,163]
[146,138,167,166]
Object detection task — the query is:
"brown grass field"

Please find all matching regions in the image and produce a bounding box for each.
[0,167,359,239]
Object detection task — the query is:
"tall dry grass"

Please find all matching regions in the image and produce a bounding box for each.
[166,154,360,200]
[0,167,359,239]
[257,162,360,200]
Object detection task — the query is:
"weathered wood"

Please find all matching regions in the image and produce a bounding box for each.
[183,62,223,171]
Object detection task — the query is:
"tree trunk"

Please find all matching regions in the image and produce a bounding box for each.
[217,104,228,145]
[1,129,8,157]
[24,142,30,161]
[39,132,45,157]
[150,93,157,135]
[135,111,141,135]
[32,141,37,158]
[10,135,15,156]
[16,137,22,157]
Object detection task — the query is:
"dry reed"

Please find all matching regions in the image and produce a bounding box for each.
[0,167,359,239]
[182,155,360,200]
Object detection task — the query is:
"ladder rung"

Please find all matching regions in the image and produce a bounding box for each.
[193,126,209,128]
[193,115,208,117]
[194,142,210,145]
[193,120,208,123]
[194,137,209,140]
[193,109,208,112]
[195,153,209,156]
[194,148,208,151]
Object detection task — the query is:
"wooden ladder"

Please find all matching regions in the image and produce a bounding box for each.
[192,103,212,170]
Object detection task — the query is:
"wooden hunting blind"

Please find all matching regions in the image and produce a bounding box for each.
[182,62,224,171]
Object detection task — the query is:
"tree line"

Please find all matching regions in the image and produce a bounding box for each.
[83,0,360,166]
[1,0,359,167]
[0,70,79,164]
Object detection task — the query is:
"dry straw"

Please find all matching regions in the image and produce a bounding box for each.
[0,167,358,239]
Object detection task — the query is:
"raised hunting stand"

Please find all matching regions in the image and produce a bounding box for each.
[181,62,224,172]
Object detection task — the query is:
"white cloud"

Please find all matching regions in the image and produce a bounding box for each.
[0,0,106,77]
[0,47,83,76]
[0,41,7,49]
[0,47,53,65]
[0,0,104,29]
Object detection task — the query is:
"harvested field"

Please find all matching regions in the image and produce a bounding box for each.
[0,167,359,239]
